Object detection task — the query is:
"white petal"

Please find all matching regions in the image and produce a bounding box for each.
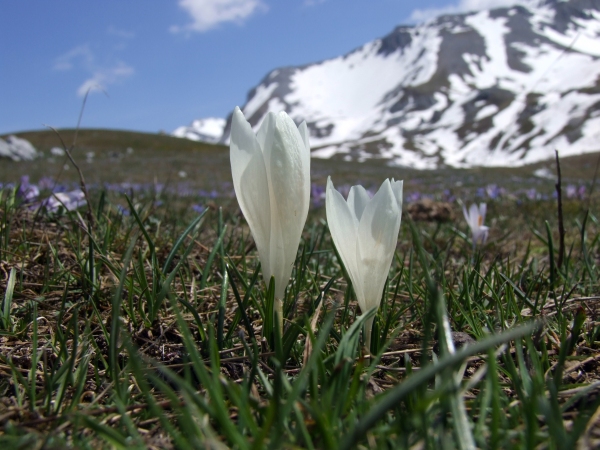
[462,204,470,224]
[296,120,311,219]
[468,204,480,230]
[256,112,276,154]
[230,108,263,189]
[480,225,489,244]
[356,179,401,313]
[347,185,370,221]
[326,177,362,301]
[479,203,487,225]
[264,112,310,298]
[391,180,404,212]
[298,121,310,153]
[230,107,272,279]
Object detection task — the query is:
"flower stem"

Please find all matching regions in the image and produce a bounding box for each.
[274,297,283,334]
[364,315,375,353]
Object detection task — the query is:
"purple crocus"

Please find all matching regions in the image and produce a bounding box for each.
[311,183,326,208]
[526,188,538,200]
[191,204,205,214]
[38,176,55,190]
[566,185,577,199]
[42,190,86,212]
[17,176,40,202]
[485,184,503,199]
[406,192,421,203]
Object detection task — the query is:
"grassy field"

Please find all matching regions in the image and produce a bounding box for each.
[2,128,598,192]
[1,129,600,448]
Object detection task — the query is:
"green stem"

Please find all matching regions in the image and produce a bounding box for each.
[364,315,374,353]
[275,297,283,335]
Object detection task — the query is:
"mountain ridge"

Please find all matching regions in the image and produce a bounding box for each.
[176,0,600,169]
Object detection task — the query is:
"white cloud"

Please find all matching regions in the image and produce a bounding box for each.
[54,46,134,96]
[77,62,134,97]
[171,0,267,33]
[409,0,538,23]
[53,45,94,71]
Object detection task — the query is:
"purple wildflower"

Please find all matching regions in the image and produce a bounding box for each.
[526,188,538,200]
[311,183,326,208]
[485,184,504,199]
[116,205,130,216]
[38,176,55,190]
[566,185,577,199]
[191,204,205,214]
[18,176,40,202]
[406,192,421,203]
[41,190,86,212]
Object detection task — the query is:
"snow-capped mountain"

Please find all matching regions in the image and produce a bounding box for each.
[173,118,226,144]
[189,0,600,169]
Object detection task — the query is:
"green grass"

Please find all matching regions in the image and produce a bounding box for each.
[1,129,600,448]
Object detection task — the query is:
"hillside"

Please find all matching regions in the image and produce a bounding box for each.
[0,129,230,191]
[1,129,598,195]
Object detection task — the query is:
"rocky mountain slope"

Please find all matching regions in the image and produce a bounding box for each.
[178,0,600,169]
[172,118,226,144]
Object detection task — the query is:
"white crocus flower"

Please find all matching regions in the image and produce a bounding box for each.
[326,177,403,350]
[230,107,311,331]
[463,203,489,248]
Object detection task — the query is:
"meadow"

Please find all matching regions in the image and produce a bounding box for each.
[0,128,599,448]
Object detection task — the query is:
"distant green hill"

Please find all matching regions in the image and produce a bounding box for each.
[1,128,597,194]
[0,129,230,190]
[5,128,225,154]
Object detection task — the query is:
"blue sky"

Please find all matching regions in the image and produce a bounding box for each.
[1,0,525,135]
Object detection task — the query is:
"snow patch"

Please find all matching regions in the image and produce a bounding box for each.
[0,135,38,161]
[173,117,226,143]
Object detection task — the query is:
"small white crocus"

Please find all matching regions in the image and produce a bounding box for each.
[326,177,403,350]
[230,107,311,331]
[463,203,489,247]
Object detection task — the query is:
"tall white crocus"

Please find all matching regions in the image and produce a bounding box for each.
[463,203,489,248]
[230,107,311,331]
[326,177,403,350]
